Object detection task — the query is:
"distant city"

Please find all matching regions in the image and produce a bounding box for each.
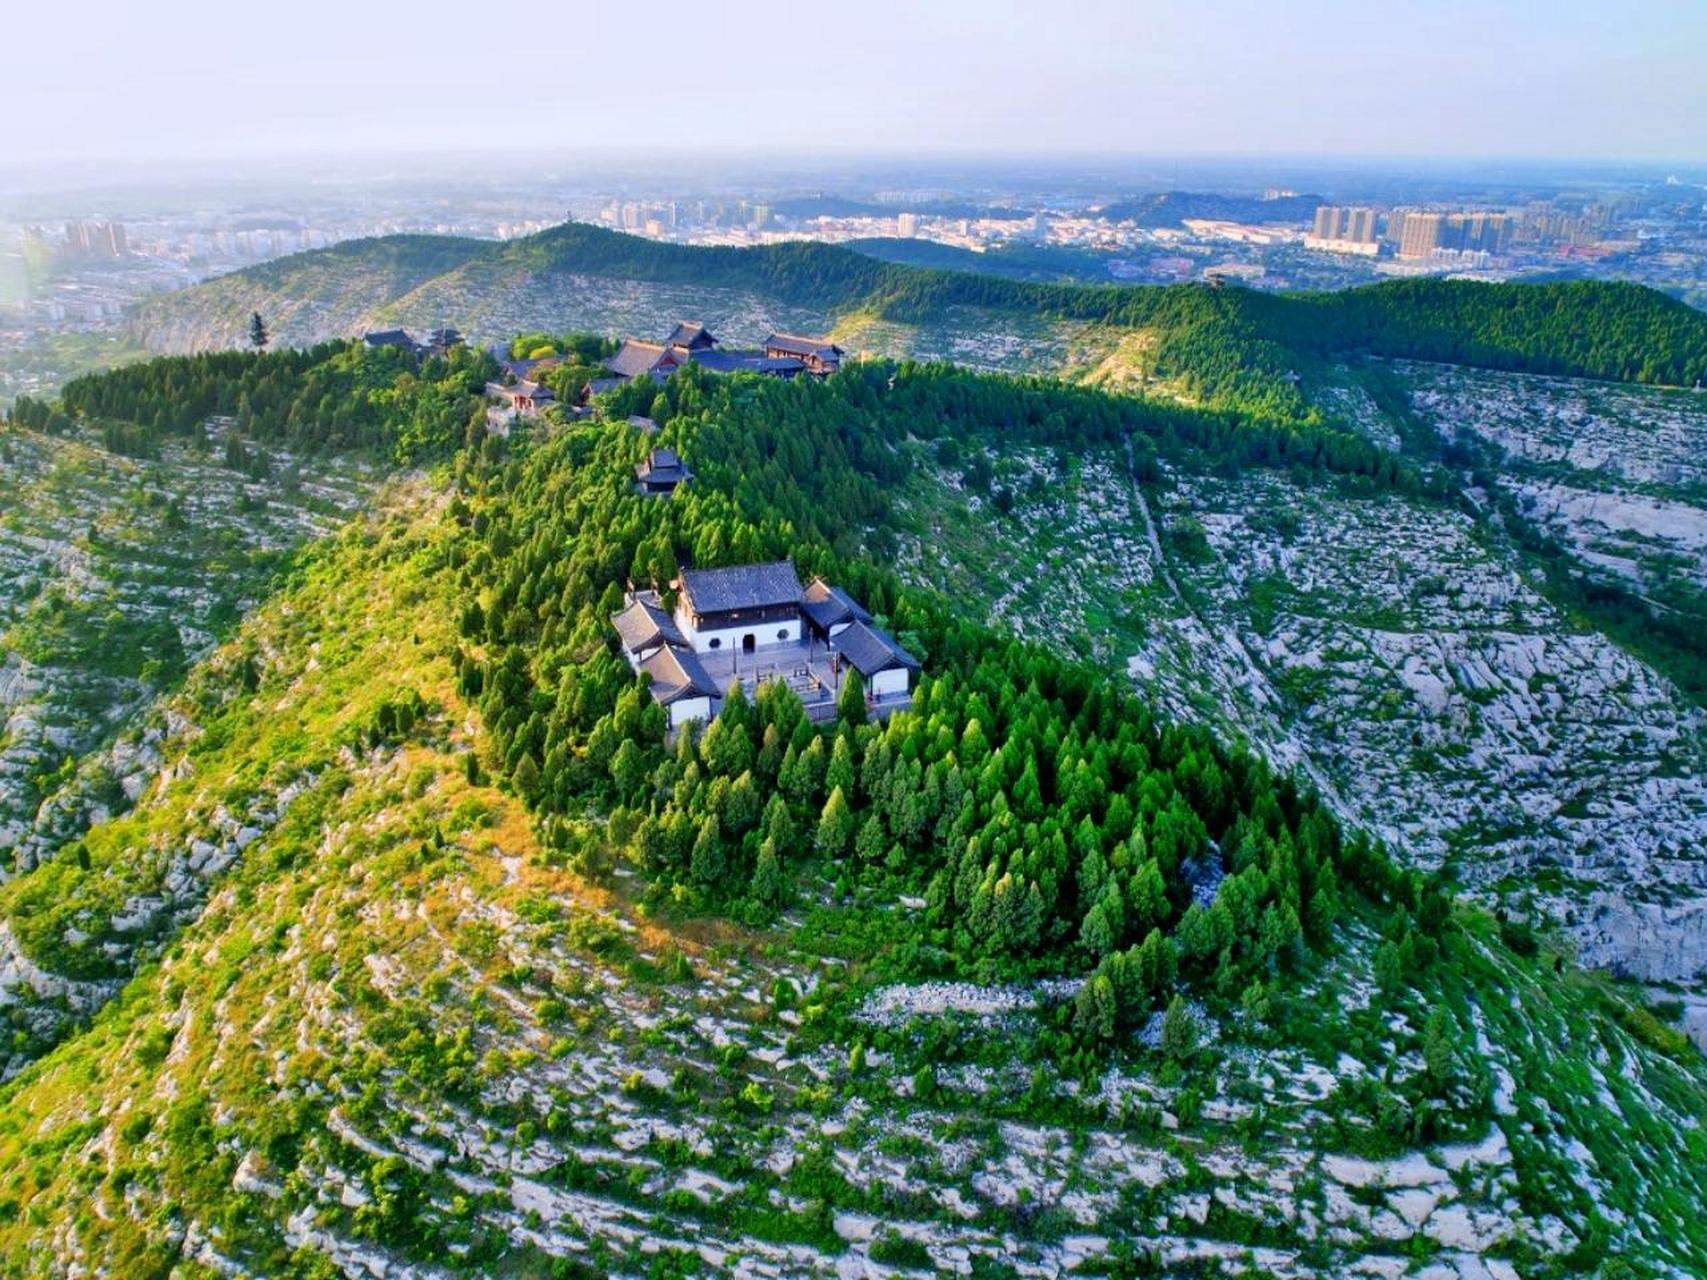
[2,157,1705,404]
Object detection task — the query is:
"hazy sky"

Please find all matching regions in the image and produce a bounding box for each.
[7,0,1704,165]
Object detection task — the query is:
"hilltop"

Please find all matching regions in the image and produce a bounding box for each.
[1,244,1704,1276]
[0,351,1702,1278]
[130,224,1707,397]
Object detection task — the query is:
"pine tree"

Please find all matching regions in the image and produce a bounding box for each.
[1080,902,1114,958]
[854,814,887,864]
[248,312,269,352]
[690,815,725,887]
[826,734,856,798]
[609,738,647,802]
[837,668,867,725]
[1073,974,1117,1044]
[512,752,541,802]
[816,786,855,857]
[1160,995,1198,1063]
[1423,1007,1456,1089]
[751,838,783,905]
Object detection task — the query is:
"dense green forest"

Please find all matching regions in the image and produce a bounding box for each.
[451,361,1451,1051]
[10,340,497,463]
[237,232,486,289]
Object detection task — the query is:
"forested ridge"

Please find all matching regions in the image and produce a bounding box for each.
[10,340,498,463]
[158,223,1707,413]
[449,360,1454,1055]
[495,224,1707,392]
[4,337,1705,1278]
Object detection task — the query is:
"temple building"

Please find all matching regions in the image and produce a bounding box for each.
[611,559,918,728]
[485,378,554,418]
[763,332,844,376]
[634,446,692,495]
[587,321,844,399]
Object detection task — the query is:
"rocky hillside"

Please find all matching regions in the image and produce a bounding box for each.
[0,426,1701,1280]
[3,274,1704,1277]
[887,363,1707,991]
[0,418,379,875]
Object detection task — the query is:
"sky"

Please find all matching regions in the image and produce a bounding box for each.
[5,0,1705,167]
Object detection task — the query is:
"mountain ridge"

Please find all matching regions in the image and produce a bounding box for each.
[0,352,1702,1276]
[131,223,1707,397]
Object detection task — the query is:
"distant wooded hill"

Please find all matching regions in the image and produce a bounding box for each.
[132,222,1707,397]
[1092,190,1327,227]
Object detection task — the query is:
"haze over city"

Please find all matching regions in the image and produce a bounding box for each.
[7,0,1707,169]
[2,6,1706,1277]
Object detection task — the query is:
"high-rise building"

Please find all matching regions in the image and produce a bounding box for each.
[1312,206,1377,244]
[1396,211,1512,259]
[897,212,919,238]
[1399,213,1444,258]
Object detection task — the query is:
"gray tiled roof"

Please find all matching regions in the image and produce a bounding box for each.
[363,329,416,349]
[801,577,872,631]
[763,332,842,358]
[604,340,669,379]
[832,620,920,677]
[487,379,552,403]
[636,447,691,485]
[638,644,721,704]
[680,560,801,615]
[665,322,716,350]
[612,598,685,653]
[686,349,758,374]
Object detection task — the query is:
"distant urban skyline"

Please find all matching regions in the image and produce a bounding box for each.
[7,0,1705,167]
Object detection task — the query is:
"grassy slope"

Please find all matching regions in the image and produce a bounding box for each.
[0,420,379,865]
[0,444,1699,1278]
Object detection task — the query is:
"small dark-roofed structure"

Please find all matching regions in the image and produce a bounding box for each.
[664,321,717,351]
[635,446,692,495]
[801,577,873,636]
[684,348,754,374]
[627,415,660,434]
[763,332,843,375]
[831,620,920,678]
[638,644,721,706]
[487,379,554,416]
[582,376,623,401]
[423,327,464,355]
[364,329,418,354]
[502,354,560,382]
[611,597,686,655]
[604,340,675,381]
[679,560,801,618]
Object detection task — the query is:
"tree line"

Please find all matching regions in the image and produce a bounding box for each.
[512,224,1707,392]
[12,340,498,463]
[448,358,1452,1047]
